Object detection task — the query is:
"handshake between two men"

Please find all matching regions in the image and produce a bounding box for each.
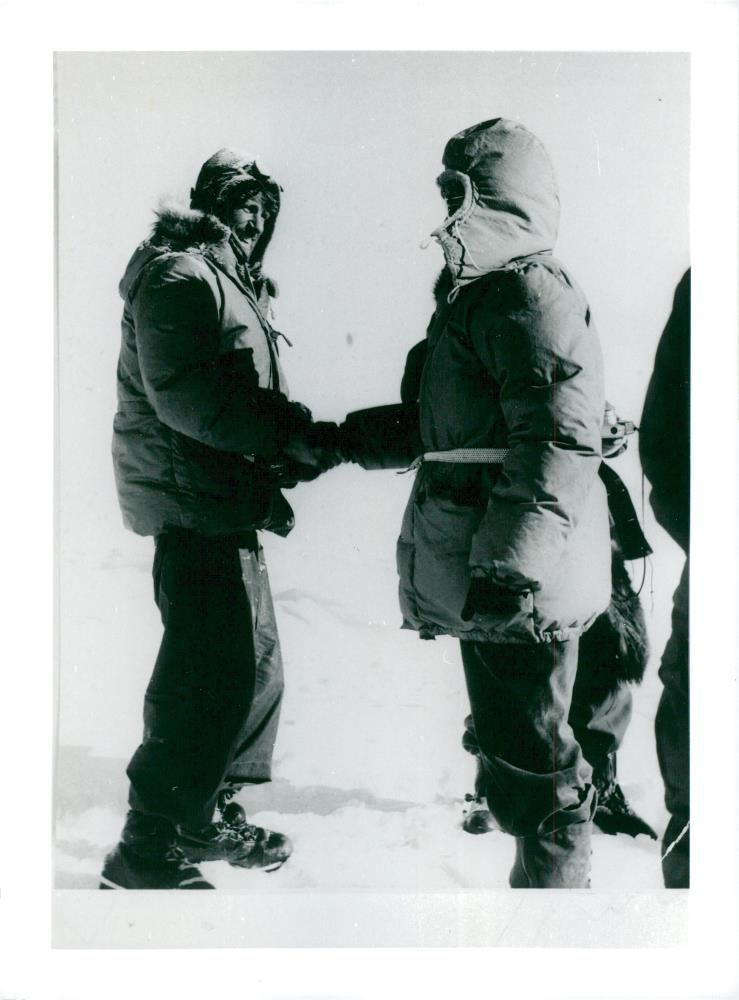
[267,400,421,489]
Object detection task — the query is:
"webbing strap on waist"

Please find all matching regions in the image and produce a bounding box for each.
[401,447,510,473]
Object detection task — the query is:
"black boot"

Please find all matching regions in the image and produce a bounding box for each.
[216,785,249,826]
[176,787,293,872]
[511,822,592,889]
[99,810,214,890]
[593,753,658,840]
[461,757,497,835]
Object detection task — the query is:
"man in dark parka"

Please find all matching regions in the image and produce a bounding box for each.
[640,269,690,887]
[343,119,611,887]
[101,150,339,890]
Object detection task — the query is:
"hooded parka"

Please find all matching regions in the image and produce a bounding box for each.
[397,119,611,643]
[108,153,303,847]
[112,155,308,538]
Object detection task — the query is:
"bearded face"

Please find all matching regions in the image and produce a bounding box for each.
[223,188,271,258]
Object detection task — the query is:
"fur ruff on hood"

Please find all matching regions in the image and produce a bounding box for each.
[148,200,231,251]
[123,200,278,301]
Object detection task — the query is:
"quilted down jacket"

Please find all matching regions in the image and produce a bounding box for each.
[112,178,311,538]
[396,119,611,642]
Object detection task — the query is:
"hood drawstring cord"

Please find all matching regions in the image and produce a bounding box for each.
[443,219,473,303]
[269,329,293,348]
[423,190,534,303]
[446,251,557,304]
[420,169,478,275]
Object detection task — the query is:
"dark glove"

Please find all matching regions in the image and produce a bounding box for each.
[460,578,530,621]
[286,400,313,426]
[266,460,321,488]
[339,404,422,470]
[279,421,345,478]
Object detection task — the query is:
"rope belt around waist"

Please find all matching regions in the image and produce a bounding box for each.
[402,447,510,473]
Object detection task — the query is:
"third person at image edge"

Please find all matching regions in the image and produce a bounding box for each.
[640,268,690,889]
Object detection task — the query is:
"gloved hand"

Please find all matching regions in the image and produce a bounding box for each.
[266,459,323,488]
[338,404,422,470]
[274,421,345,485]
[460,578,531,621]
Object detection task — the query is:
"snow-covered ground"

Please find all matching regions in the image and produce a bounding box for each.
[55,461,685,899]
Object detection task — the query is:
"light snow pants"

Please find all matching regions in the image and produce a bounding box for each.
[126,528,284,831]
[461,638,596,887]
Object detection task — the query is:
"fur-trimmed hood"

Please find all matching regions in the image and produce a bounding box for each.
[149,201,232,250]
[119,201,277,304]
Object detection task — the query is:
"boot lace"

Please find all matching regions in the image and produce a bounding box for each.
[598,782,635,816]
[217,787,237,809]
[164,843,202,872]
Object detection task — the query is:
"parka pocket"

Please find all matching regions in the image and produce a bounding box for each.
[466,589,537,642]
[396,539,419,625]
[405,489,485,631]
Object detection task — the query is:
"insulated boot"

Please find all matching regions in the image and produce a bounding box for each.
[510,822,592,889]
[99,810,214,890]
[593,753,658,840]
[462,793,498,834]
[177,788,293,872]
[216,786,249,826]
[461,757,497,835]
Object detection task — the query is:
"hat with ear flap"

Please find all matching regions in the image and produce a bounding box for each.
[429,118,560,286]
[190,148,281,218]
[190,148,282,266]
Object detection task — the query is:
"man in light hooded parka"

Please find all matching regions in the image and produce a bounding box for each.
[343,119,611,887]
[104,150,341,890]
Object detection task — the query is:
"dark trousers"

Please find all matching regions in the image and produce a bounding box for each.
[461,638,595,839]
[126,529,284,832]
[559,644,632,775]
[464,640,633,785]
[655,561,689,887]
